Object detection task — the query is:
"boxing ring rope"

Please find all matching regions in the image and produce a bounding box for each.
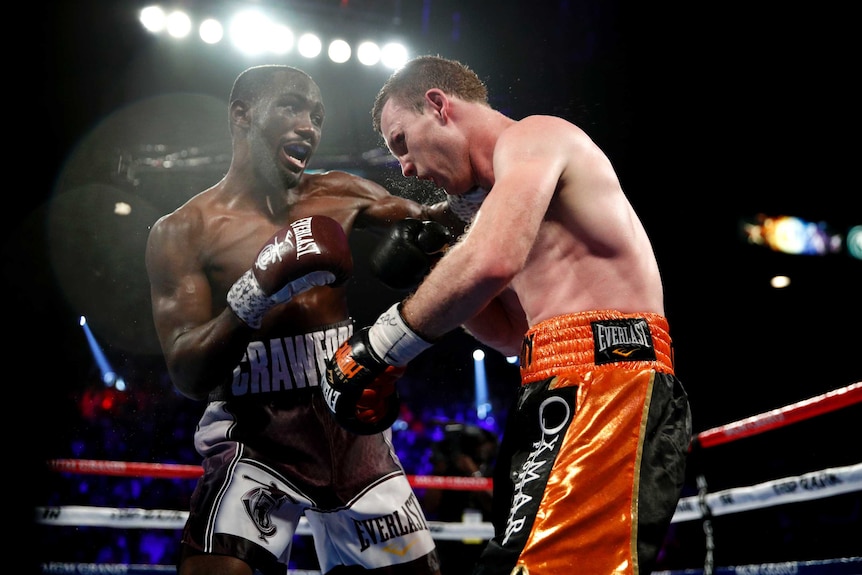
[39,381,862,575]
[36,463,862,530]
[43,458,494,492]
[690,380,862,449]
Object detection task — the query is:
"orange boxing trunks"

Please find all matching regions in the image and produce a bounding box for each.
[474,310,692,575]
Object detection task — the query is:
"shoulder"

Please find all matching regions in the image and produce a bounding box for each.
[154,190,212,230]
[147,191,210,252]
[495,115,599,175]
[502,115,590,146]
[302,170,389,198]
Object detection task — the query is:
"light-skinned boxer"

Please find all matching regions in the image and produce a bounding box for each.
[323,55,693,575]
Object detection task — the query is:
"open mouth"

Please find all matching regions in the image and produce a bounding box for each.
[283,143,311,168]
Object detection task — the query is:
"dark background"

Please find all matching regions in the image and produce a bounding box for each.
[14,0,861,571]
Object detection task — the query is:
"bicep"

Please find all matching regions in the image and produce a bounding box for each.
[145,221,213,354]
[356,192,426,230]
[465,157,560,271]
[343,173,463,233]
[462,288,526,356]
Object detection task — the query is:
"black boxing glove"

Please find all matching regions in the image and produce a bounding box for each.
[227,215,353,329]
[322,303,432,434]
[321,327,404,434]
[370,218,453,290]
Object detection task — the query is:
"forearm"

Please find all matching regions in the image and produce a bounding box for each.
[165,309,252,401]
[399,241,511,342]
[461,297,525,357]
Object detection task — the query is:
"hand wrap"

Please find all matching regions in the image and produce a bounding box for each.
[446,186,488,223]
[227,216,352,328]
[322,303,431,434]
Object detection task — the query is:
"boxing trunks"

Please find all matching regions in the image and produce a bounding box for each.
[181,320,438,575]
[474,310,692,575]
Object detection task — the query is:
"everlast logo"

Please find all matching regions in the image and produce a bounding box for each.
[322,343,370,413]
[320,369,341,414]
[353,492,429,551]
[231,323,352,396]
[290,216,323,258]
[254,217,321,272]
[591,318,656,365]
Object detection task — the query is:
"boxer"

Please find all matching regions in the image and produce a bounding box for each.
[146,64,464,575]
[323,55,693,575]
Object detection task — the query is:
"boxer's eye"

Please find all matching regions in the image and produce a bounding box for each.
[389,133,406,155]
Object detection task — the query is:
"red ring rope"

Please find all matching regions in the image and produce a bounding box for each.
[45,458,493,491]
[46,382,860,488]
[694,381,861,448]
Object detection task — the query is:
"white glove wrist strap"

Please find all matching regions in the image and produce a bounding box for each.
[368,303,432,366]
[226,269,272,329]
[446,186,488,223]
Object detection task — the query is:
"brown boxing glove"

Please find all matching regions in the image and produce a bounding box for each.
[227,215,353,328]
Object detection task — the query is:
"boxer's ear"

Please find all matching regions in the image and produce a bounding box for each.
[230,99,251,130]
[424,89,449,122]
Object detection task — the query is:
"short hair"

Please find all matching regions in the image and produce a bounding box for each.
[230,64,314,103]
[371,55,488,134]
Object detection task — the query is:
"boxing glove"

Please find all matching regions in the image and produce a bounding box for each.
[446,186,488,223]
[369,218,453,290]
[321,327,403,434]
[322,303,432,434]
[227,215,353,329]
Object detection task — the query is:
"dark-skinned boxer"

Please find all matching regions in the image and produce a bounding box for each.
[146,64,473,575]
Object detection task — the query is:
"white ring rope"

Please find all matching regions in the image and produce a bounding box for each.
[34,507,495,540]
[36,461,862,535]
[671,462,862,523]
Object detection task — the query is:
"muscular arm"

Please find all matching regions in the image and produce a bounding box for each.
[344,172,465,234]
[461,287,527,357]
[145,208,252,401]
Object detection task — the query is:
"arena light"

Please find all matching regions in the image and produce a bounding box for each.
[297,33,322,58]
[328,39,351,63]
[473,348,491,421]
[357,41,381,66]
[230,10,279,56]
[381,42,409,69]
[770,275,791,289]
[137,5,411,67]
[199,18,223,44]
[847,225,862,260]
[79,316,124,390]
[165,10,192,39]
[139,5,166,32]
[740,214,844,256]
[267,24,294,55]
